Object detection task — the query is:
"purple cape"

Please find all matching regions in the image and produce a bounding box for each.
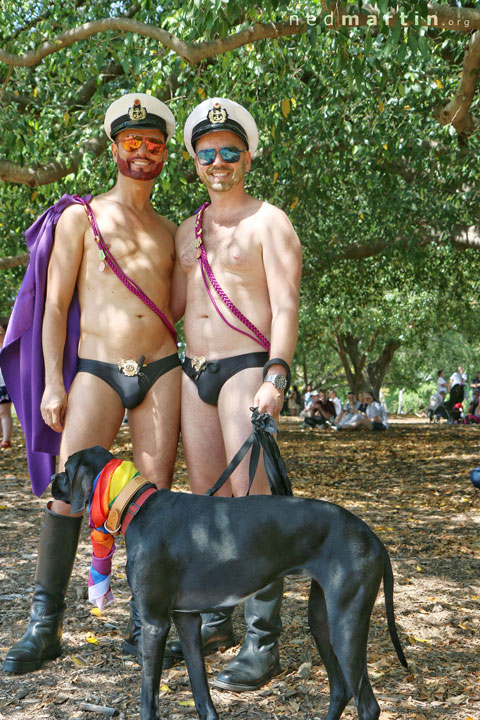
[0,194,92,496]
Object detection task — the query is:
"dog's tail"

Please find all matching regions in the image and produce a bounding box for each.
[382,549,409,668]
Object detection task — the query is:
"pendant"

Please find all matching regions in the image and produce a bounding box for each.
[99,261,106,272]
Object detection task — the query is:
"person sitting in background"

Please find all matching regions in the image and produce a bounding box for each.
[328,389,342,418]
[302,389,336,429]
[466,390,480,424]
[336,391,388,431]
[300,386,315,419]
[357,391,367,413]
[333,391,361,429]
[364,392,389,430]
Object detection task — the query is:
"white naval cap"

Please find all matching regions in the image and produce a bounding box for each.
[104,92,176,142]
[184,97,258,158]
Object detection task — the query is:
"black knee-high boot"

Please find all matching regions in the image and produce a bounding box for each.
[214,580,283,691]
[3,504,82,674]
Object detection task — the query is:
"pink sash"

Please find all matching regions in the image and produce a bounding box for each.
[74,195,177,344]
[195,202,270,351]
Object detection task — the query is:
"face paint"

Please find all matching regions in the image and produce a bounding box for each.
[116,155,164,181]
[197,159,246,192]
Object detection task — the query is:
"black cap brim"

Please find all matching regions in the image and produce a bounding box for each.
[111,113,167,139]
[191,118,249,151]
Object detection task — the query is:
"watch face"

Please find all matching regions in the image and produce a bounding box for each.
[275,375,287,390]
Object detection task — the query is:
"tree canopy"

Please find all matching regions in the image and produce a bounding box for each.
[1,0,480,394]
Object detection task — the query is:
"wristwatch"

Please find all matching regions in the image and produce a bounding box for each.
[264,373,288,390]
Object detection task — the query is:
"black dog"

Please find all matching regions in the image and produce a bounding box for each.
[52,446,408,720]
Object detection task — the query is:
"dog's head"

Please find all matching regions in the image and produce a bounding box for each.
[52,446,116,514]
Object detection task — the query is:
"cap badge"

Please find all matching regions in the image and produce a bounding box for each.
[207,102,228,125]
[129,98,147,122]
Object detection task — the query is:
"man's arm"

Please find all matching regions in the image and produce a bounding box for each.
[41,205,86,432]
[171,221,189,324]
[318,404,335,420]
[254,206,302,416]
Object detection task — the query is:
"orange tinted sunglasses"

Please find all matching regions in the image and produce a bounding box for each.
[119,135,166,155]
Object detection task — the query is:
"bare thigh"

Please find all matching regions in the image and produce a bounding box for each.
[217,367,270,497]
[53,371,126,514]
[128,365,181,489]
[180,371,231,496]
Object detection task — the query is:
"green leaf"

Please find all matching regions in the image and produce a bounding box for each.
[407,31,418,55]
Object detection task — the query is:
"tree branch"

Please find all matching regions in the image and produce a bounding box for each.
[0,253,29,270]
[0,137,107,186]
[0,19,307,68]
[1,3,479,71]
[434,30,480,140]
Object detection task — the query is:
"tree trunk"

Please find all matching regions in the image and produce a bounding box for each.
[334,332,400,398]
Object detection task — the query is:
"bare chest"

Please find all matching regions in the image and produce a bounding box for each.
[180,223,260,274]
[84,213,174,276]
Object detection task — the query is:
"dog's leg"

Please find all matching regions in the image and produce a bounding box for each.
[308,580,351,720]
[173,611,219,720]
[140,618,170,720]
[326,584,381,720]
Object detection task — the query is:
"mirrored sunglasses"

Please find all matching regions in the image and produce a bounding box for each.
[119,135,166,155]
[196,146,246,166]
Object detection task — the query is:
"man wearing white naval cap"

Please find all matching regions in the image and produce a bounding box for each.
[171,98,301,690]
[2,92,181,674]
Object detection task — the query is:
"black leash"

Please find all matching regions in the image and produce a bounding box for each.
[204,408,293,497]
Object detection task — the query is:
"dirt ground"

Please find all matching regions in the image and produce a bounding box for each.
[0,416,479,720]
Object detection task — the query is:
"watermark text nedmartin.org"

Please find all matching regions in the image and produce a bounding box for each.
[289,10,470,29]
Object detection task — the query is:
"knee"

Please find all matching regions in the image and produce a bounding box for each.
[153,473,173,491]
[49,499,85,518]
[146,464,174,490]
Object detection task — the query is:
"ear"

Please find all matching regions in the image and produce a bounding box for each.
[244,150,252,173]
[61,446,115,515]
[51,470,72,504]
[111,141,118,162]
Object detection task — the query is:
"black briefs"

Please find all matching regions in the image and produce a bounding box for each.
[77,353,181,409]
[182,351,269,406]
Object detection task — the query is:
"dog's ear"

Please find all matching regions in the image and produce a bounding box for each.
[52,446,115,514]
[70,446,116,514]
[51,470,71,504]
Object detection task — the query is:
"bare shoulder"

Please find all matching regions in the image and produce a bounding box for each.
[257,201,300,245]
[157,214,177,237]
[54,202,89,239]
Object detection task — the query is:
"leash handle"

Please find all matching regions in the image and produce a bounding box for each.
[204,408,292,497]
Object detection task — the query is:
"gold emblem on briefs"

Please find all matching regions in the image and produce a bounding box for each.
[192,356,207,373]
[118,359,140,377]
